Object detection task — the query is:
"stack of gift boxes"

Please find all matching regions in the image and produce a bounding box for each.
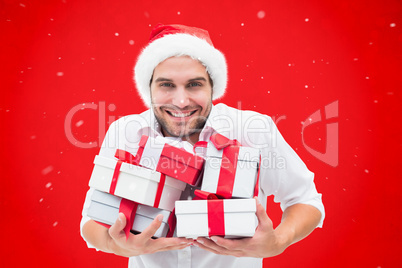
[87,133,260,239]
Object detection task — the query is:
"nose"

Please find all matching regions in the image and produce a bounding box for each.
[171,87,190,108]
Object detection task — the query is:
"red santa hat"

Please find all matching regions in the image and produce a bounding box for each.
[134,24,228,107]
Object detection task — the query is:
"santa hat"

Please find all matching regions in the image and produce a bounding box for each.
[134,24,227,107]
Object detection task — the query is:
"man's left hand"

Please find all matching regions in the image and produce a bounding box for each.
[193,197,290,258]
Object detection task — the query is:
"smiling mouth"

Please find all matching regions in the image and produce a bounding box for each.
[165,110,197,118]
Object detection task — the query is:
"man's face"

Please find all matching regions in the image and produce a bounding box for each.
[150,56,213,140]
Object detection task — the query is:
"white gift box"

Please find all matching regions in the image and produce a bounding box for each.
[88,190,171,238]
[175,199,257,239]
[89,155,186,211]
[201,143,260,198]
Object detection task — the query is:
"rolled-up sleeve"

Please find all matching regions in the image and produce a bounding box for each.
[258,117,325,228]
[79,120,119,249]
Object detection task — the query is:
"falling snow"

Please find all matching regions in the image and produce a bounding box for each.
[364,169,369,173]
[42,165,54,175]
[115,32,119,36]
[257,11,265,19]
[53,222,58,227]
[45,182,52,188]
[129,40,135,45]
[75,120,84,127]
[39,198,44,203]
[56,72,64,76]
[390,23,396,27]
[305,18,309,22]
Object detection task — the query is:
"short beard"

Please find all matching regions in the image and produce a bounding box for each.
[154,107,209,139]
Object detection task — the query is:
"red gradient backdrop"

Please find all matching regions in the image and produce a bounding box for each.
[1,0,401,267]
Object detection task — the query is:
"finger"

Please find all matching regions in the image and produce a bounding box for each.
[156,240,193,252]
[152,237,193,249]
[208,236,250,251]
[137,214,164,242]
[194,239,244,257]
[193,240,225,255]
[254,197,273,231]
[109,213,127,240]
[195,237,232,253]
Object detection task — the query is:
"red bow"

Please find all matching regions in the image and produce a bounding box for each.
[205,134,260,198]
[210,134,241,198]
[193,189,225,237]
[210,133,241,149]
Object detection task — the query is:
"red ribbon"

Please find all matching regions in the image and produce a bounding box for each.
[209,134,241,199]
[166,208,176,238]
[134,135,148,165]
[94,198,138,240]
[110,160,122,195]
[96,201,176,239]
[253,155,261,197]
[194,189,219,200]
[112,149,166,208]
[193,190,225,237]
[207,199,225,237]
[210,133,240,149]
[153,174,165,208]
[119,198,138,239]
[193,141,208,154]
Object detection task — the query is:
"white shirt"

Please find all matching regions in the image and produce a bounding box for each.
[80,103,325,268]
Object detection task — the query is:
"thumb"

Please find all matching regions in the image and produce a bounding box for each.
[139,214,164,240]
[254,197,273,232]
[109,213,127,239]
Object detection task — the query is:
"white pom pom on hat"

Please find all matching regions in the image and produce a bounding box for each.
[134,23,228,107]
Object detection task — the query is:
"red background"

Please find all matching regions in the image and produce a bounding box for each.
[1,0,401,267]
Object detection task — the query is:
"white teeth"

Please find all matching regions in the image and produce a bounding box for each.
[171,112,192,118]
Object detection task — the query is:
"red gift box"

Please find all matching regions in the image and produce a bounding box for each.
[135,135,205,186]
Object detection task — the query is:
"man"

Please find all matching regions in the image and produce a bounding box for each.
[80,24,324,267]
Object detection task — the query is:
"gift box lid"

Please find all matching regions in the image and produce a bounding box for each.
[93,155,186,190]
[206,143,260,162]
[175,199,256,214]
[139,135,205,170]
[162,143,205,170]
[91,190,171,223]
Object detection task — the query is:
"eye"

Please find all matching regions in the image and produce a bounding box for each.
[160,82,174,88]
[187,82,202,88]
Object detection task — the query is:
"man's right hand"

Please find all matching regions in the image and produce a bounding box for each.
[108,213,192,257]
[83,213,192,257]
